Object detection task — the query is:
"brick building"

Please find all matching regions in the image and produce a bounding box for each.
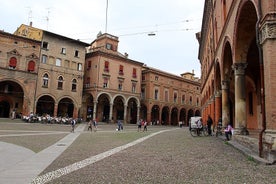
[141,67,201,125]
[14,24,89,118]
[198,0,276,162]
[1,24,201,127]
[83,33,144,123]
[0,31,41,117]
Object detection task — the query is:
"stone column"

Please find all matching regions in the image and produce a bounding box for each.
[124,104,127,124]
[93,101,97,120]
[54,104,58,117]
[221,80,230,127]
[215,90,222,126]
[232,63,248,135]
[109,103,113,123]
[136,105,140,124]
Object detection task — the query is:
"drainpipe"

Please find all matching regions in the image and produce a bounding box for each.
[256,0,266,158]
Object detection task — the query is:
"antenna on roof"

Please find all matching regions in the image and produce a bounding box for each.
[105,0,108,33]
[45,7,51,30]
[27,7,32,25]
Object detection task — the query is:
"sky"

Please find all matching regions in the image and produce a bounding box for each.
[0,0,204,77]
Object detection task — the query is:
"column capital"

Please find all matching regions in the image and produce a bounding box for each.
[221,80,229,90]
[215,90,222,97]
[232,63,247,75]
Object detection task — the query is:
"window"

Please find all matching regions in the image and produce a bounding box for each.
[142,75,146,81]
[119,65,124,75]
[103,77,108,88]
[41,55,47,63]
[174,93,177,103]
[132,83,136,93]
[118,82,123,91]
[72,79,77,92]
[85,77,90,88]
[9,57,17,69]
[190,96,193,105]
[165,90,169,102]
[57,76,63,90]
[132,68,137,78]
[182,95,185,104]
[61,48,66,54]
[155,76,159,81]
[43,74,49,87]
[56,58,61,66]
[197,97,199,106]
[154,89,159,100]
[42,42,48,49]
[104,61,109,72]
[74,50,79,57]
[106,43,112,50]
[28,60,35,72]
[87,60,91,70]
[77,63,82,71]
[141,88,145,99]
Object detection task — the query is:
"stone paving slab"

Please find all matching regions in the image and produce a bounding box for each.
[0,123,86,184]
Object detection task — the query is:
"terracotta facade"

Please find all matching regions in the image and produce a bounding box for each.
[141,68,201,126]
[0,31,41,117]
[198,0,276,162]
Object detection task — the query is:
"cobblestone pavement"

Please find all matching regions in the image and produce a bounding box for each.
[0,120,275,184]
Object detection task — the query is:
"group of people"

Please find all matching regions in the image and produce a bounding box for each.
[196,115,233,141]
[87,118,98,132]
[137,119,148,132]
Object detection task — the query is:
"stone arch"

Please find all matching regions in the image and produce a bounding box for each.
[57,97,75,117]
[161,106,169,125]
[233,0,260,131]
[170,107,178,126]
[0,80,26,117]
[97,93,112,122]
[126,96,140,124]
[36,95,56,116]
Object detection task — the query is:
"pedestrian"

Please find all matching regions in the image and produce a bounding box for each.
[207,115,213,136]
[196,118,203,136]
[93,118,98,132]
[224,123,233,141]
[117,120,124,131]
[71,118,76,133]
[87,119,92,132]
[143,120,147,132]
[137,119,142,132]
[11,109,16,120]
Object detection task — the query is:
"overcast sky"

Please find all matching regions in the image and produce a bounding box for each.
[0,0,204,77]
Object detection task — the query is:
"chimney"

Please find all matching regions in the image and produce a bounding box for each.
[29,21,33,27]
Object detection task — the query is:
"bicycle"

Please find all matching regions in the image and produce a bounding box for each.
[190,125,208,137]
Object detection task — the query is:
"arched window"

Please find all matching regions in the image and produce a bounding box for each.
[72,79,77,92]
[9,57,17,69]
[104,61,109,72]
[57,76,63,90]
[28,60,35,72]
[182,95,185,104]
[85,77,90,88]
[43,74,49,87]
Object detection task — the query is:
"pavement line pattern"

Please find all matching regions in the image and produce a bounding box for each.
[32,129,175,184]
[0,132,68,137]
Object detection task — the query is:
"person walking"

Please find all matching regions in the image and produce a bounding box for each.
[71,118,76,133]
[207,115,213,136]
[87,119,92,132]
[137,119,142,132]
[224,123,233,141]
[143,120,148,132]
[93,118,98,132]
